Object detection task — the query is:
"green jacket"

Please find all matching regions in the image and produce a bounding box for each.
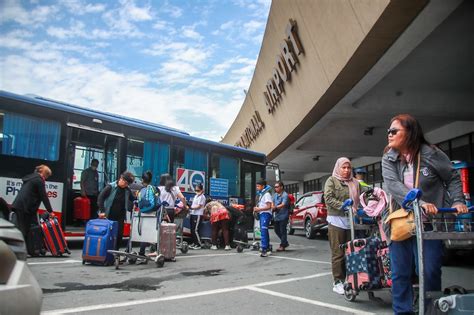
[324,176,352,217]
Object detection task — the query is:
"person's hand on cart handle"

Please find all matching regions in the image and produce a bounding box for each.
[98,212,106,219]
[453,203,469,214]
[421,203,438,215]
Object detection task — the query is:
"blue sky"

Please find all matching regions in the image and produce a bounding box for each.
[0,0,271,141]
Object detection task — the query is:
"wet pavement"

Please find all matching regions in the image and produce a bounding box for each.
[29,229,474,314]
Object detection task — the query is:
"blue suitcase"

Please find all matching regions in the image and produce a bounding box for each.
[82,219,118,266]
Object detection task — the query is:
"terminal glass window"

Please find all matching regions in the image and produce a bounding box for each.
[451,135,471,162]
[126,138,144,182]
[1,112,60,161]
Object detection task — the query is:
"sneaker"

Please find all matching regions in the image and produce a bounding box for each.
[224,245,231,251]
[260,251,268,257]
[333,281,345,295]
[189,244,197,250]
[193,245,202,250]
[210,245,218,250]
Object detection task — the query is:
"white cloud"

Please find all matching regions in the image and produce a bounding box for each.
[161,2,183,18]
[142,41,211,67]
[182,25,203,41]
[46,19,114,40]
[60,0,106,15]
[102,0,153,38]
[158,61,199,84]
[0,0,59,26]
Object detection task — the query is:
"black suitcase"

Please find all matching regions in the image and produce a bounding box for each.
[27,225,45,256]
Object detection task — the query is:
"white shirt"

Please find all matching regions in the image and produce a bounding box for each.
[258,192,273,214]
[190,193,206,216]
[327,215,350,230]
[158,186,181,208]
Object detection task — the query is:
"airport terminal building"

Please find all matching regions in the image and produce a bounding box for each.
[222,0,474,198]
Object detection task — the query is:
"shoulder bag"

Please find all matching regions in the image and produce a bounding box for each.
[384,153,421,241]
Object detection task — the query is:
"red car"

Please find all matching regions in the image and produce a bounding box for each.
[287,191,328,239]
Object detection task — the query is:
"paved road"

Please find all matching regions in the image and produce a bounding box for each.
[29,229,473,314]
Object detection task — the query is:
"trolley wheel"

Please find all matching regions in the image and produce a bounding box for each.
[128,252,138,264]
[236,245,243,253]
[66,249,71,255]
[180,242,189,254]
[155,255,165,268]
[82,260,85,265]
[114,256,120,270]
[344,288,356,302]
[252,242,260,251]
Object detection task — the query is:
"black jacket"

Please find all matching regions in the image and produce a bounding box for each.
[12,173,53,215]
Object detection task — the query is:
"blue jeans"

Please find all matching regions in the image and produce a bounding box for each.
[390,237,442,314]
[259,212,272,251]
[274,219,289,247]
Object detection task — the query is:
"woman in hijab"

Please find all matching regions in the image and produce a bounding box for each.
[324,157,360,295]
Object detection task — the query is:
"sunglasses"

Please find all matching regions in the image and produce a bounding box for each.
[274,185,280,188]
[387,128,402,136]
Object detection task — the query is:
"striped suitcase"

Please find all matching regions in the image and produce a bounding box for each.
[40,217,70,256]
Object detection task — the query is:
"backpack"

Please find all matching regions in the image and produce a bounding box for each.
[138,186,161,213]
[288,193,296,215]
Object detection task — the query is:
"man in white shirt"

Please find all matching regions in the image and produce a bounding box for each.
[253,179,273,257]
[189,184,206,249]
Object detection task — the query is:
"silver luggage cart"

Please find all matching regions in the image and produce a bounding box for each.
[402,188,474,314]
[108,205,167,269]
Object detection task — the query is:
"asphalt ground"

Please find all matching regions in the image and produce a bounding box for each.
[29,229,474,315]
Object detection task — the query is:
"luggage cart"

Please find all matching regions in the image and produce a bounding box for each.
[402,188,474,314]
[342,199,392,302]
[233,208,261,253]
[108,205,167,269]
[171,206,189,254]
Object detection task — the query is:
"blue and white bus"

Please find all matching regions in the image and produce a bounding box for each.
[0,90,266,237]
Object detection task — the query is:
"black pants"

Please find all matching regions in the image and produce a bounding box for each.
[109,211,125,251]
[87,195,98,219]
[13,209,37,243]
[190,214,202,246]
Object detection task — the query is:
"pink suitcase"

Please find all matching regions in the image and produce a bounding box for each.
[160,223,176,260]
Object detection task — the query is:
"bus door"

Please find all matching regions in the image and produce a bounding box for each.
[65,126,122,229]
[242,161,265,230]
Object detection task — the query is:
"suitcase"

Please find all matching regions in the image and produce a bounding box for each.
[233,224,248,243]
[74,197,91,220]
[27,225,44,257]
[344,237,383,291]
[159,222,176,260]
[199,220,212,240]
[82,219,118,265]
[40,217,70,256]
[435,293,474,314]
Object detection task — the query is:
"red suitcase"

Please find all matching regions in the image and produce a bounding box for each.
[74,196,91,220]
[159,223,176,261]
[40,217,71,256]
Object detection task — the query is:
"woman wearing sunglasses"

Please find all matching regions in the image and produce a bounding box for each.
[382,114,468,314]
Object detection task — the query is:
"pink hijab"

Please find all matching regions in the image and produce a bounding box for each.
[332,157,360,210]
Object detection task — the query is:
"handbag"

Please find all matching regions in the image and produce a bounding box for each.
[384,153,421,241]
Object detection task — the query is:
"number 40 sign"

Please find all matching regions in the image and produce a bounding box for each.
[176,168,206,193]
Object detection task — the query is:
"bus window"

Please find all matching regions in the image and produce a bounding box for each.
[143,141,170,185]
[171,145,185,178]
[126,138,144,182]
[1,112,60,161]
[211,154,240,196]
[0,112,3,148]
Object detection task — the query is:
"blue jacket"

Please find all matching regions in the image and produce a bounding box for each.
[273,191,289,221]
